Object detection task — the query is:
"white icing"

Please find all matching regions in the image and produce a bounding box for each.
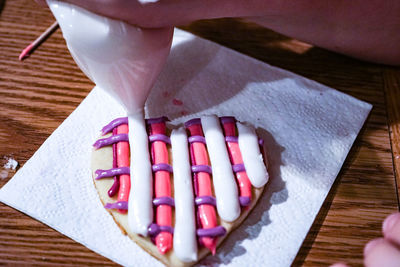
[127,112,153,236]
[47,1,172,115]
[237,122,269,188]
[201,115,240,222]
[171,128,198,262]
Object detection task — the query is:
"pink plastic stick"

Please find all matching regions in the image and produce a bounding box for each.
[222,121,252,202]
[187,123,218,255]
[149,122,173,254]
[117,124,130,214]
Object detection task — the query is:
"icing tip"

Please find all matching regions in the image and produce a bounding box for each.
[93,141,101,149]
[156,234,173,254]
[202,239,217,255]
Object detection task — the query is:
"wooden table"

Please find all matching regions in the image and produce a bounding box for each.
[1,0,399,266]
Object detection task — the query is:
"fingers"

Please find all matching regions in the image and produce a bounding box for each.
[383,212,400,246]
[364,238,400,267]
[54,0,266,28]
[330,263,349,267]
[59,0,212,27]
[363,213,400,267]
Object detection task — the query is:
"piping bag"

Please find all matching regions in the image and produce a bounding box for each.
[47,1,173,236]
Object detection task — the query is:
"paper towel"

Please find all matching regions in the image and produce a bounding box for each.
[0,29,371,266]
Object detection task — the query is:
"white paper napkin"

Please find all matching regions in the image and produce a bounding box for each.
[0,29,371,266]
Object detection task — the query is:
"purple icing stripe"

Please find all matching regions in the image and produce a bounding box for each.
[153,196,175,207]
[225,136,238,143]
[191,165,212,174]
[232,163,246,173]
[93,134,129,149]
[195,196,216,206]
[220,116,236,124]
[197,226,226,237]
[259,138,264,146]
[184,118,201,128]
[95,167,130,180]
[148,223,174,236]
[146,116,168,125]
[152,163,173,173]
[101,117,128,135]
[188,135,206,144]
[239,196,251,206]
[105,201,128,210]
[149,134,171,144]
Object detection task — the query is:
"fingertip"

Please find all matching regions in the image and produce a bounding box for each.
[364,238,385,256]
[364,238,400,267]
[383,212,400,233]
[330,263,349,267]
[382,212,400,246]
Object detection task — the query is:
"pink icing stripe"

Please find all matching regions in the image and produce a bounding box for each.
[93,134,129,149]
[150,120,173,254]
[95,167,130,179]
[101,117,128,135]
[116,124,130,214]
[108,128,120,197]
[222,120,253,209]
[186,121,218,254]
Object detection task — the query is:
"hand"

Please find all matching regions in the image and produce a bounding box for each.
[332,213,400,267]
[36,0,400,65]
[36,0,270,28]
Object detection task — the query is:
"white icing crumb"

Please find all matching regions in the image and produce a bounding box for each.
[3,157,18,170]
[0,170,8,179]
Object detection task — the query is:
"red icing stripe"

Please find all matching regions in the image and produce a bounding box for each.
[186,122,218,255]
[149,121,173,254]
[221,120,252,207]
[116,124,130,214]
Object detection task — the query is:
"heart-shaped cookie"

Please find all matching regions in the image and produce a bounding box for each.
[91,115,269,266]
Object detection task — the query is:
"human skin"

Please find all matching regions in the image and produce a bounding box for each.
[36,0,400,65]
[361,213,400,267]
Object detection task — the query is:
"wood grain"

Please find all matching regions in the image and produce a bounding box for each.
[384,69,400,199]
[0,0,399,266]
